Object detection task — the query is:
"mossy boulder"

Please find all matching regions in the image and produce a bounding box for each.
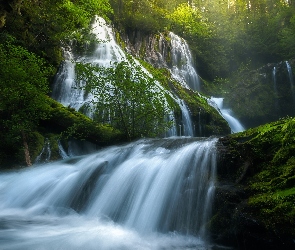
[42,97,124,145]
[211,117,295,249]
[0,97,124,168]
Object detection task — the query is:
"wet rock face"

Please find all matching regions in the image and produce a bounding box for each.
[118,29,169,69]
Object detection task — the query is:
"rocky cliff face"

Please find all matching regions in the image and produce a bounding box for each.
[117,29,170,69]
[115,29,231,136]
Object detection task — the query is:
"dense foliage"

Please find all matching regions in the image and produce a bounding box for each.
[76,57,174,140]
[0,36,54,166]
[109,0,295,80]
[1,0,112,65]
[0,0,113,166]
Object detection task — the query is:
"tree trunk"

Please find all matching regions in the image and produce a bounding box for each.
[22,131,32,166]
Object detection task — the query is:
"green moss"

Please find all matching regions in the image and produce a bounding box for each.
[28,131,45,161]
[43,97,124,145]
[222,117,295,236]
[248,188,295,234]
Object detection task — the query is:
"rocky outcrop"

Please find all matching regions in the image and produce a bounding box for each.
[211,120,295,249]
[115,29,231,136]
[116,29,170,69]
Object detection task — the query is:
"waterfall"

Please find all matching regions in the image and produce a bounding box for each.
[286,61,295,104]
[178,100,194,136]
[161,32,201,91]
[165,112,177,137]
[52,17,126,117]
[35,139,51,163]
[51,17,196,138]
[0,138,218,249]
[272,66,279,110]
[209,97,245,133]
[58,140,69,159]
[272,66,278,93]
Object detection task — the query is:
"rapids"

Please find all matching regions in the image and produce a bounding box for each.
[0,137,218,250]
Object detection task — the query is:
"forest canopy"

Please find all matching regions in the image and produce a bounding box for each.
[109,0,295,78]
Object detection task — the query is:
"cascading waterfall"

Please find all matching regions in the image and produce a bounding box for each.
[51,17,195,137]
[286,61,295,104]
[160,32,201,91]
[52,17,126,117]
[0,138,218,249]
[209,97,245,133]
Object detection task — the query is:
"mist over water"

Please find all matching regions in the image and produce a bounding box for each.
[0,138,218,250]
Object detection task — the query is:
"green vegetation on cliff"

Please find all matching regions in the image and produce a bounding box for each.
[75,57,174,140]
[213,117,295,248]
[237,118,295,236]
[141,60,230,136]
[0,96,123,168]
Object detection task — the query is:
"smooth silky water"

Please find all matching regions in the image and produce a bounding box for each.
[0,137,223,250]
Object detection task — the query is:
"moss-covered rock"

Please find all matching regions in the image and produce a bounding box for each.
[42,97,124,145]
[0,97,124,168]
[212,117,295,249]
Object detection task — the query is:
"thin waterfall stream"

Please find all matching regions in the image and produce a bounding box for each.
[273,66,279,110]
[0,137,218,249]
[161,32,201,91]
[209,97,245,133]
[286,61,295,105]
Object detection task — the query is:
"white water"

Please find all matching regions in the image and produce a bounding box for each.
[179,100,194,136]
[52,17,126,117]
[35,139,51,164]
[51,18,197,137]
[272,66,278,93]
[0,138,218,249]
[160,32,201,91]
[209,97,244,133]
[272,66,279,110]
[286,61,295,104]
